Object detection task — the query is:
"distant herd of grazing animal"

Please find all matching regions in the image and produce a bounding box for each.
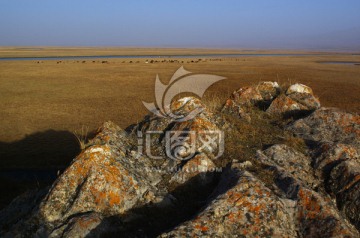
[35,58,232,65]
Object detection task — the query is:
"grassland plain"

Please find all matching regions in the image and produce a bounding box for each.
[0,47,323,58]
[0,48,359,207]
[0,50,359,144]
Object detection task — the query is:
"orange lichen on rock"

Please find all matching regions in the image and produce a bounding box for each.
[164,170,298,237]
[38,124,157,228]
[298,189,322,220]
[296,187,357,237]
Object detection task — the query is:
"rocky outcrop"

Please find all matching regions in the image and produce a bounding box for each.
[223,82,320,121]
[257,145,359,237]
[161,169,298,237]
[312,143,360,231]
[1,82,360,237]
[287,106,360,231]
[222,81,280,120]
[267,83,320,117]
[288,107,360,148]
[38,122,161,232]
[259,144,320,190]
[162,148,360,237]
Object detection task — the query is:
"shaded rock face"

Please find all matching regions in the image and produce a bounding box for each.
[1,82,360,237]
[163,155,359,237]
[47,213,103,238]
[312,143,360,231]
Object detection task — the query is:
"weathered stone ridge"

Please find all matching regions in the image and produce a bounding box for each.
[1,82,360,237]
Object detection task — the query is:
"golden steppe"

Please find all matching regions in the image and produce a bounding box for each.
[0,48,359,168]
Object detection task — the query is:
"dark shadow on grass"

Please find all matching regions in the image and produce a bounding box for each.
[0,130,81,209]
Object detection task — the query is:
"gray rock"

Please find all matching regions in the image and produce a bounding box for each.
[313,143,359,181]
[288,107,360,149]
[266,83,320,118]
[256,81,280,102]
[259,144,320,190]
[328,160,360,230]
[257,149,360,237]
[38,122,161,233]
[160,170,298,237]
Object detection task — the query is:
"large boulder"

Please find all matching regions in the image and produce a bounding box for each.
[259,143,360,232]
[232,81,280,106]
[258,144,320,190]
[223,82,319,120]
[161,161,360,237]
[222,81,280,118]
[310,142,360,231]
[160,169,298,237]
[38,122,162,234]
[318,155,360,231]
[288,107,360,149]
[132,96,223,178]
[266,94,308,117]
[313,143,359,180]
[256,147,360,237]
[266,83,320,118]
[231,86,263,106]
[256,81,281,102]
[1,97,225,237]
[0,122,166,237]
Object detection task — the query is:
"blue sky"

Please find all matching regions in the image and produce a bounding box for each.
[0,0,359,50]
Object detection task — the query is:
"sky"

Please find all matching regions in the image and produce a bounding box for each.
[0,0,360,50]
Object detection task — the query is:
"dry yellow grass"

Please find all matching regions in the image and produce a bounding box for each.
[1,52,359,143]
[0,47,322,58]
[0,50,359,157]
